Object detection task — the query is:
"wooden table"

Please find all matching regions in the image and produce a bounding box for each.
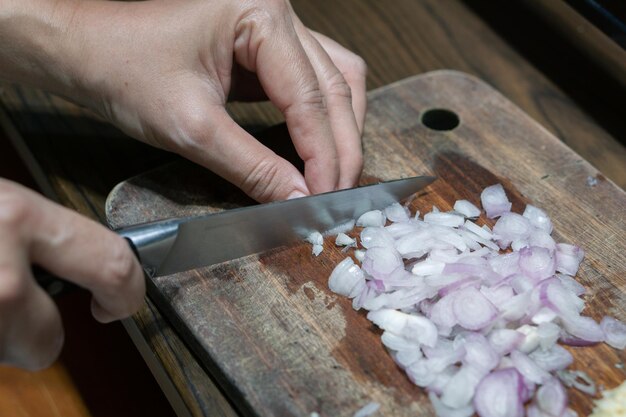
[1,1,624,416]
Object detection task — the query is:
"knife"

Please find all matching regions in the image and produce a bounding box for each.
[36,175,434,294]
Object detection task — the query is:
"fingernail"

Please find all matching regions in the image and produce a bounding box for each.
[287,190,307,200]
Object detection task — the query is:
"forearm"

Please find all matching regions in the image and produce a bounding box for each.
[0,0,87,101]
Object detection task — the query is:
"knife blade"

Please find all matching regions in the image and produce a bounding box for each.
[118,175,435,277]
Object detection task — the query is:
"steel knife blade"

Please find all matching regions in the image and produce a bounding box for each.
[117,175,435,277]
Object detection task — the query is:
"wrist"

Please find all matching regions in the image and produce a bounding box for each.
[0,0,102,106]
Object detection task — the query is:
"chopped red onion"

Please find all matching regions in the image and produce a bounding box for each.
[335,232,357,247]
[557,370,596,395]
[493,213,532,248]
[600,316,626,349]
[535,377,567,416]
[306,231,323,245]
[474,368,525,417]
[353,401,380,417]
[425,212,465,228]
[528,345,573,372]
[441,364,485,408]
[555,244,584,276]
[537,322,560,350]
[367,309,437,347]
[429,392,475,417]
[480,184,512,219]
[384,202,410,222]
[360,227,396,249]
[357,210,386,227]
[510,350,551,384]
[519,246,556,281]
[323,185,620,417]
[488,329,524,356]
[452,287,498,330]
[329,257,365,297]
[523,205,553,234]
[454,200,481,218]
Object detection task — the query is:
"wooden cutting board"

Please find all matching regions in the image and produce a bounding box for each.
[106,71,625,417]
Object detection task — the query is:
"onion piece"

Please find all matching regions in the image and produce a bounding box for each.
[384,202,410,223]
[328,257,365,297]
[510,350,551,384]
[463,220,493,240]
[488,329,524,356]
[362,246,403,280]
[493,213,532,248]
[535,377,567,417]
[424,212,465,228]
[305,231,323,245]
[529,345,574,372]
[600,316,626,349]
[335,233,357,247]
[558,369,596,395]
[480,184,512,219]
[473,368,525,417]
[361,227,395,249]
[537,321,560,350]
[555,243,584,276]
[357,210,386,227]
[452,287,498,331]
[454,200,481,218]
[519,246,556,281]
[367,309,437,347]
[353,401,380,417]
[523,204,553,234]
[428,392,475,417]
[441,364,485,408]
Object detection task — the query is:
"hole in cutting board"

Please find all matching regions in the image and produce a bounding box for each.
[420,108,460,131]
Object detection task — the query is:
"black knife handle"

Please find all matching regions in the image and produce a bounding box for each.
[34,238,142,297]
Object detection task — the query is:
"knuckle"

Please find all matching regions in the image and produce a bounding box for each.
[102,238,137,294]
[240,2,287,34]
[0,187,31,232]
[240,159,285,202]
[350,54,368,77]
[326,71,352,100]
[172,108,215,151]
[284,85,328,119]
[0,268,27,307]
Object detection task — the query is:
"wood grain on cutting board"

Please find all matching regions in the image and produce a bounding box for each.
[107,71,625,417]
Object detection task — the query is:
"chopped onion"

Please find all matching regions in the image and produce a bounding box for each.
[322,185,619,417]
[480,184,512,219]
[335,232,357,247]
[555,243,584,276]
[329,257,365,297]
[474,368,525,417]
[305,231,323,245]
[454,200,481,218]
[523,205,553,234]
[384,202,410,222]
[357,210,386,227]
[452,287,498,330]
[425,212,465,228]
[599,316,626,349]
[558,369,596,395]
[353,401,380,417]
[535,377,567,416]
